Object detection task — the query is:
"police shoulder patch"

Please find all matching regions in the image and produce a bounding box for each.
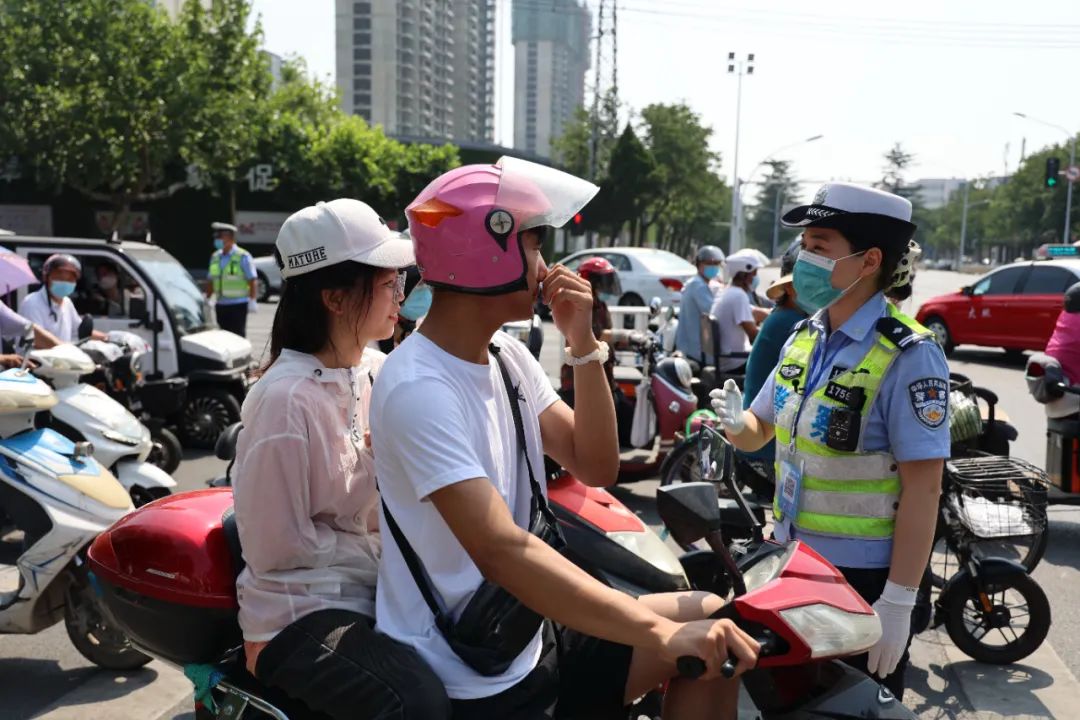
[908,378,948,428]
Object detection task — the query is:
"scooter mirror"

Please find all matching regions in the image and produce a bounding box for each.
[648,297,663,317]
[656,482,724,546]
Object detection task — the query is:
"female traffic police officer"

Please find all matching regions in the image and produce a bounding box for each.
[711,182,948,700]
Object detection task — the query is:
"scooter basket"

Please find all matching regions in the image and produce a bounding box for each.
[944,456,1049,539]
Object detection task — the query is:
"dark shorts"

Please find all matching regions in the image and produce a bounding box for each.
[450,622,634,720]
[255,609,451,720]
[215,302,248,337]
[836,566,916,701]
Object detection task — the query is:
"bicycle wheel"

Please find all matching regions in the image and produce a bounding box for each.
[944,572,1051,665]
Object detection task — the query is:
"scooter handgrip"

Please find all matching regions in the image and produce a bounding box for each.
[721,659,737,678]
[676,656,706,679]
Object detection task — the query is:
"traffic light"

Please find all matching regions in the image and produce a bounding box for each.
[569,212,585,236]
[1046,157,1061,188]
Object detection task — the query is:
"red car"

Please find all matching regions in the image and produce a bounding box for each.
[915,258,1080,356]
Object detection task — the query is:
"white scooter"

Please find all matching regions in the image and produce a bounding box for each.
[29,343,176,506]
[0,365,151,669]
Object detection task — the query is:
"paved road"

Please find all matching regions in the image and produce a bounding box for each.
[4,269,1080,718]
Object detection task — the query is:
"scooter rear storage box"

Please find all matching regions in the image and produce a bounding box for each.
[87,488,242,665]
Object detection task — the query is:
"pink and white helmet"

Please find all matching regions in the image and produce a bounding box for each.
[406,156,599,294]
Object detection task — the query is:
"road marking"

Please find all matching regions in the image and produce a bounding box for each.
[32,660,191,720]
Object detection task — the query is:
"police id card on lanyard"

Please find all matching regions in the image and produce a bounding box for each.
[778,459,803,519]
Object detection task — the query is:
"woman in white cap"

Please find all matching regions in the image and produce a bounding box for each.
[230,199,450,719]
[711,183,949,701]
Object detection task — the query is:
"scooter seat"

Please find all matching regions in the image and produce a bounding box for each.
[613,366,644,385]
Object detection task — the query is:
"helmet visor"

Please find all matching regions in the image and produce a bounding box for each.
[589,271,622,298]
[495,156,599,232]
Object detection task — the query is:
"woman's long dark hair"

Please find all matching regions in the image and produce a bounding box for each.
[262,252,378,372]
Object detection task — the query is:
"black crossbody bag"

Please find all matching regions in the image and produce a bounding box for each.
[381,343,566,676]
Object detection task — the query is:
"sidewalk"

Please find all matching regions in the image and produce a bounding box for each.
[906,628,1077,719]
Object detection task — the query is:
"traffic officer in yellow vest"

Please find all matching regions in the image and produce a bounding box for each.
[206,221,258,337]
[711,182,947,701]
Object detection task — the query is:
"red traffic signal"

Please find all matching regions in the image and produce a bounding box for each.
[570,212,585,236]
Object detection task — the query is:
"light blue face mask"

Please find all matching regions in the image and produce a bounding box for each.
[598,292,618,306]
[750,275,761,291]
[400,283,433,321]
[213,238,225,251]
[49,280,76,299]
[791,250,866,314]
[702,265,721,280]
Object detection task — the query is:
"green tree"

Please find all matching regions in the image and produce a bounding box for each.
[638,103,728,255]
[550,87,620,179]
[177,0,270,215]
[595,123,659,243]
[879,142,920,200]
[746,160,800,255]
[0,0,193,227]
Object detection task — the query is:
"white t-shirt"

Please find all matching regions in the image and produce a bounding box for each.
[709,285,754,372]
[371,330,559,700]
[20,287,82,342]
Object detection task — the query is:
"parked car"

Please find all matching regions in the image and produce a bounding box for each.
[915,253,1080,356]
[558,247,697,308]
[252,254,282,302]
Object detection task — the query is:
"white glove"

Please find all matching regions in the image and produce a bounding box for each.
[708,379,746,434]
[248,299,258,313]
[867,580,917,679]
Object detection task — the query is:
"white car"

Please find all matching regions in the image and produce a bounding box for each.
[252,254,283,302]
[558,247,698,308]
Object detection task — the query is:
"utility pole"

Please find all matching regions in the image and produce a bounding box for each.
[959,180,970,264]
[586,0,606,249]
[727,52,754,254]
[771,186,785,258]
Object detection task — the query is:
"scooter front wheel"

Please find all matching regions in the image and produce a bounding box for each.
[148,427,183,475]
[944,571,1051,665]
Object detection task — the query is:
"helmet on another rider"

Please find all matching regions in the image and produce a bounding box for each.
[724,249,765,287]
[1065,281,1080,314]
[694,245,725,280]
[577,257,622,301]
[42,253,82,299]
[406,156,599,295]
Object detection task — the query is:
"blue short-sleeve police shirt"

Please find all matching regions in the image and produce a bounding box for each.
[749,293,950,568]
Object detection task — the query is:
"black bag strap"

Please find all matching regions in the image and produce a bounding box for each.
[381,497,453,629]
[380,342,560,627]
[488,342,559,530]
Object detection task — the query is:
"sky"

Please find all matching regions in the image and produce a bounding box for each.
[250,0,1080,204]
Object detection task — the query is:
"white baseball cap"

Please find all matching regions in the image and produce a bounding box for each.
[275,199,415,279]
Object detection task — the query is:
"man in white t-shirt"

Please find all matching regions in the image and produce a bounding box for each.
[709,250,764,373]
[371,158,757,720]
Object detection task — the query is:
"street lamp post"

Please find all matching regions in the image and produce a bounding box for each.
[738,134,824,250]
[728,52,755,254]
[1014,112,1077,243]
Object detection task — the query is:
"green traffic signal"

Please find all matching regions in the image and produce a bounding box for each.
[1048,177,1058,188]
[1046,157,1061,188]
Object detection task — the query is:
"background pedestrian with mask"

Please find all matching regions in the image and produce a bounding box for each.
[206,221,258,337]
[674,244,725,366]
[709,249,766,375]
[711,183,948,701]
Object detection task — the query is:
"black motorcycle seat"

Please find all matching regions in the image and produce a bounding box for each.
[215,422,243,462]
[221,507,246,579]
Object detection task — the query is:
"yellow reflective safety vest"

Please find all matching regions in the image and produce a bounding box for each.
[772,303,935,540]
[209,247,252,300]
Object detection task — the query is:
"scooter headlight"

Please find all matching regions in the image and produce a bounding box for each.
[607,529,686,578]
[779,604,882,659]
[742,543,797,592]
